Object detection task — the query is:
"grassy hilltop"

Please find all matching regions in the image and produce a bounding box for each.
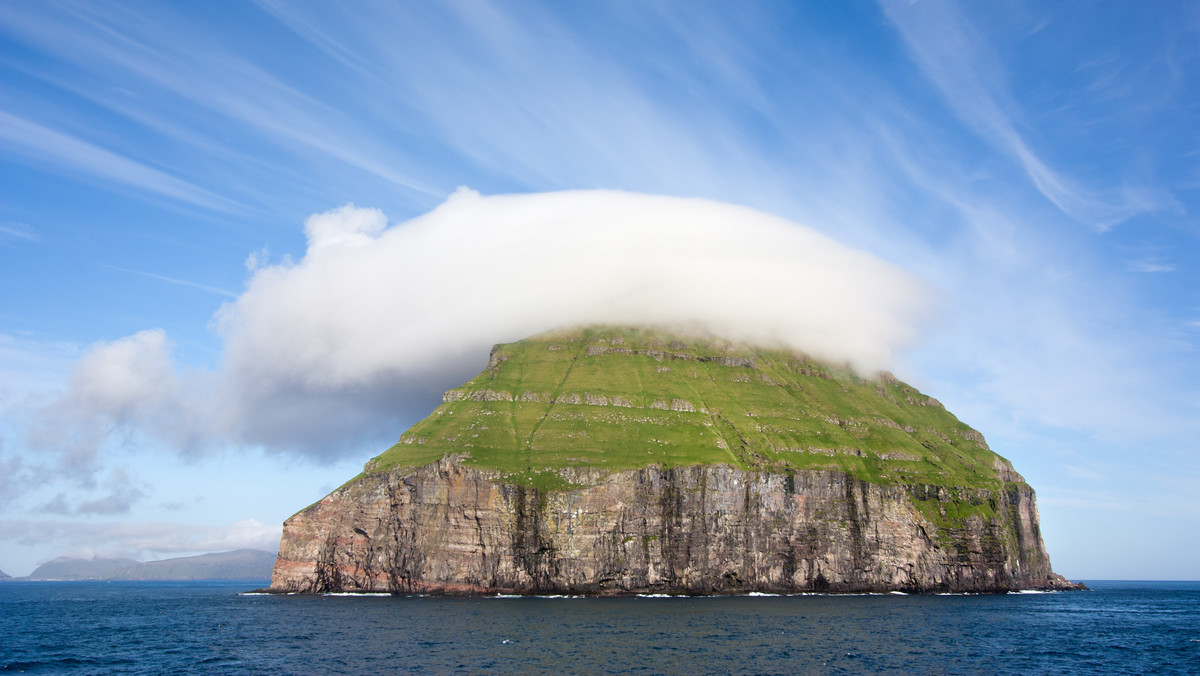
[365,327,1014,501]
[273,327,1071,592]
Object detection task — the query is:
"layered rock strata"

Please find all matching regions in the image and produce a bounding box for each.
[268,327,1081,594]
[270,456,1078,594]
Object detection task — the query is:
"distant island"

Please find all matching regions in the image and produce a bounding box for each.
[15,549,275,581]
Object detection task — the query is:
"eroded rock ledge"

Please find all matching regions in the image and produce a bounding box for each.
[269,456,1081,595]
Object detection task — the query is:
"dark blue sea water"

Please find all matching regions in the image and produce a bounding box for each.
[1,580,1197,674]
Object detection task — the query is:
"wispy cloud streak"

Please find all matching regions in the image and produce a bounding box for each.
[99,265,238,299]
[878,0,1175,230]
[0,112,234,211]
[0,1,443,201]
[0,224,40,243]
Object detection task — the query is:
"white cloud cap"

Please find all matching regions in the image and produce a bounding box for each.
[36,189,933,460]
[224,189,929,388]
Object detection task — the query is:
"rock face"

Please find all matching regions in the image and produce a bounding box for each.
[272,457,1077,594]
[269,327,1081,594]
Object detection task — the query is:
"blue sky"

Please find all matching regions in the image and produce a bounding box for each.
[1,1,1197,579]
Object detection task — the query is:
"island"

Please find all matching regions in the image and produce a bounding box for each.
[268,327,1082,595]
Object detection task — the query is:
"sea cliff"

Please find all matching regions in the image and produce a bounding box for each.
[271,457,1077,594]
[269,327,1081,594]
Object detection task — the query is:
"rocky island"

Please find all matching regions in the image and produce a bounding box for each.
[269,327,1081,595]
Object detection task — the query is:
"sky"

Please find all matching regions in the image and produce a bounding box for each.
[0,0,1197,580]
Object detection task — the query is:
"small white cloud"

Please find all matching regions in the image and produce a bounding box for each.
[22,329,219,475]
[244,247,270,272]
[67,330,175,419]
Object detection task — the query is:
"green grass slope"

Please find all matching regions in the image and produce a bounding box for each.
[366,327,1017,499]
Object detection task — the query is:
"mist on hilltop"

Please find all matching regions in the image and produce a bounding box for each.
[30,190,931,465]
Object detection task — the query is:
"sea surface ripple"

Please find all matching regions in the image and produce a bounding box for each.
[1,580,1197,674]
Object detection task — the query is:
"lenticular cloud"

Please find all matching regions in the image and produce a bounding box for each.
[45,189,934,460]
[221,188,929,386]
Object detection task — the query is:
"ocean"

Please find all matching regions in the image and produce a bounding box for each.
[1,580,1196,674]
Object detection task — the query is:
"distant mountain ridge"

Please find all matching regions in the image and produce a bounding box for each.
[25,557,138,580]
[20,549,275,581]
